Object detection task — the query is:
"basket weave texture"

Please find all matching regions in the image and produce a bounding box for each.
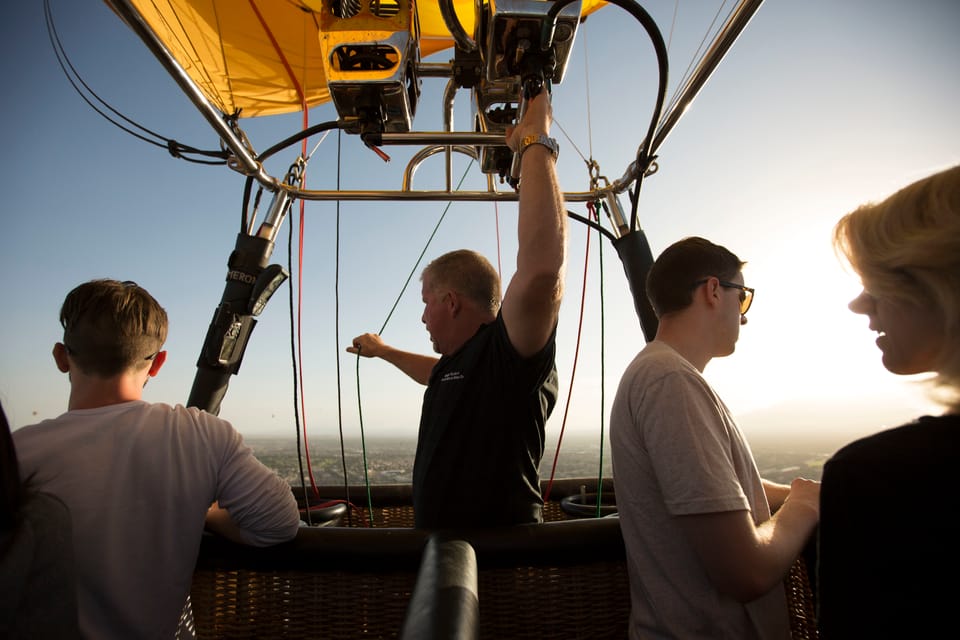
[191,484,817,639]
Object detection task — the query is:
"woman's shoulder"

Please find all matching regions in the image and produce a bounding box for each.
[828,414,960,468]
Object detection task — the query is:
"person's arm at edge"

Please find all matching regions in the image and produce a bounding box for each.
[205,501,249,544]
[347,332,437,385]
[208,425,302,546]
[763,478,791,512]
[676,477,820,602]
[501,90,567,358]
[205,494,300,547]
[208,487,299,547]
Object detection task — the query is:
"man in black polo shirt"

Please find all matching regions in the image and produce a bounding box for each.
[348,88,566,528]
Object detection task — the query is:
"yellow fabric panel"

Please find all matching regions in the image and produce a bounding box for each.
[119,0,607,118]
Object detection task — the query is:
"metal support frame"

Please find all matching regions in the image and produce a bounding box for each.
[100,0,765,411]
[104,0,764,206]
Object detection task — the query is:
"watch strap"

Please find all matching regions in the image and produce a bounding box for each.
[518,134,559,160]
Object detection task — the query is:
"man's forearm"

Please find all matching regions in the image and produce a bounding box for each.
[205,501,249,544]
[763,478,791,512]
[502,146,567,357]
[379,347,437,385]
[348,333,436,384]
[516,145,567,283]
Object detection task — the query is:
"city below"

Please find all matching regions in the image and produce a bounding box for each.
[247,433,837,488]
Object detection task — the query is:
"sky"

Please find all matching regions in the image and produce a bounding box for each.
[1,0,958,457]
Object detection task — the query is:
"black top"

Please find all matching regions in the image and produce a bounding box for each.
[412,313,558,529]
[817,413,960,638]
[0,491,80,639]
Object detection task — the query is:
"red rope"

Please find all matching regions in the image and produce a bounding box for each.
[543,202,596,503]
[248,0,322,498]
[299,499,369,526]
[494,201,503,281]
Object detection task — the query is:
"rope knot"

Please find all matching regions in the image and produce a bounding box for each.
[166,139,183,159]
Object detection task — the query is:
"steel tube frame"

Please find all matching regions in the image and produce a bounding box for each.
[104,0,277,188]
[103,0,763,205]
[649,0,765,157]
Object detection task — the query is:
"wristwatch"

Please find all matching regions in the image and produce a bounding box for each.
[518,134,559,161]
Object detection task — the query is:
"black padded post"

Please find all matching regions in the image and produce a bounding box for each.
[400,536,479,640]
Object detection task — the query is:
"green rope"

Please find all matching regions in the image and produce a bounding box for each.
[354,159,476,525]
[355,352,375,526]
[595,202,607,518]
[377,159,475,335]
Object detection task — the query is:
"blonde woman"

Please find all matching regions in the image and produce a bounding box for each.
[820,164,960,637]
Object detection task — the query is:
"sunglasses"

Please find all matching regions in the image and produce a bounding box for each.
[693,278,755,315]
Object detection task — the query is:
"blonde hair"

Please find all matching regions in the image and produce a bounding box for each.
[833,164,960,411]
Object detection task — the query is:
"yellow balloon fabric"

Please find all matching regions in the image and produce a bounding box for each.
[115,0,606,118]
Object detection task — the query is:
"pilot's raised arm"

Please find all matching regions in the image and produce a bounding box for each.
[502,88,567,357]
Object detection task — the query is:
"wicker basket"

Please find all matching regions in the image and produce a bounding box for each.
[190,480,817,639]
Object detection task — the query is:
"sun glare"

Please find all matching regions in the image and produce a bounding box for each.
[705,205,941,444]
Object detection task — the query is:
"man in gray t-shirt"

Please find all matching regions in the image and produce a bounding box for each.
[611,237,820,639]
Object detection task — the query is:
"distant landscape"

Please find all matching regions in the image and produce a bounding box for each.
[244,394,930,489]
[247,431,840,488]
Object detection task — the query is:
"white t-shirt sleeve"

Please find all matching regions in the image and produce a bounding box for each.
[204,417,301,546]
